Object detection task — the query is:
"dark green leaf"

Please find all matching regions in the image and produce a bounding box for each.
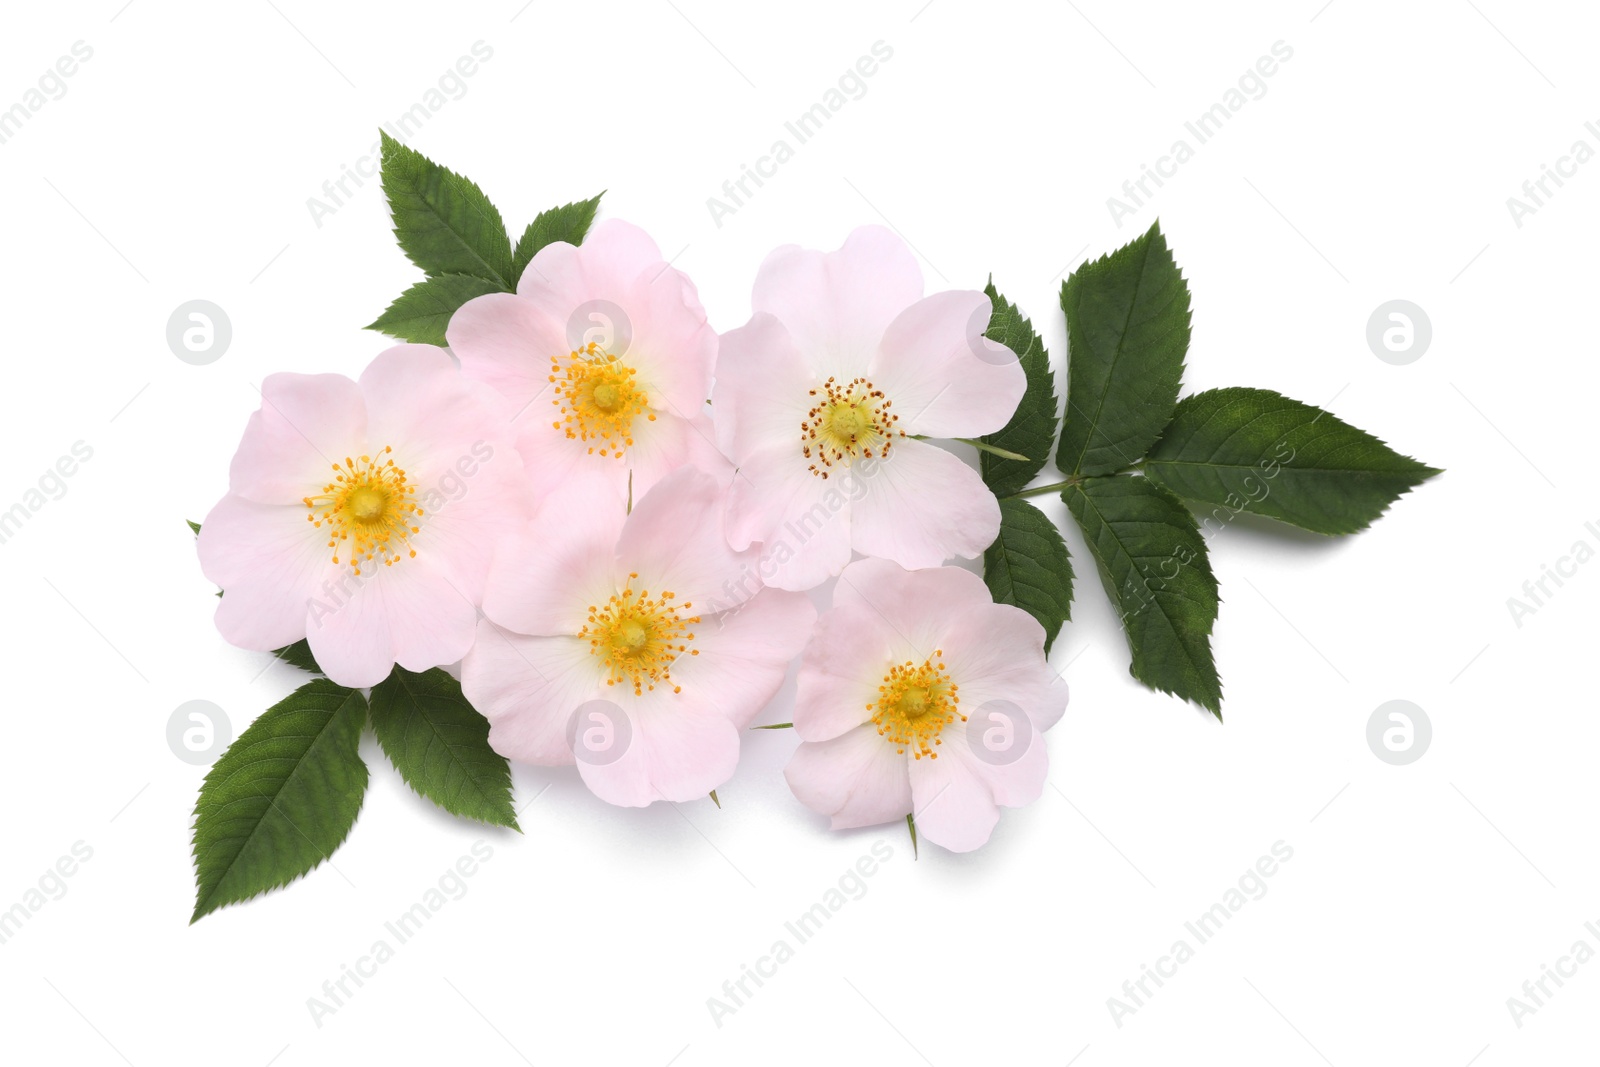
[366,273,505,345]
[378,130,514,289]
[1065,476,1221,716]
[1145,387,1443,535]
[512,193,603,285]
[191,680,369,922]
[1057,221,1191,476]
[983,497,1073,653]
[978,280,1058,497]
[272,639,322,675]
[368,667,518,830]
[186,519,201,535]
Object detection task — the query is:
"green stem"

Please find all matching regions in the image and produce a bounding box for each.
[1004,478,1080,500]
[953,437,1031,462]
[751,722,793,730]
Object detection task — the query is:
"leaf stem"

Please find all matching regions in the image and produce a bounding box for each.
[1004,477,1081,500]
[953,437,1031,462]
[751,722,793,730]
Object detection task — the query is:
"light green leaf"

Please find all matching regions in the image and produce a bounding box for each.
[1065,476,1221,716]
[368,667,518,830]
[1145,387,1443,535]
[191,680,369,922]
[512,193,604,285]
[377,130,514,288]
[979,280,1058,497]
[983,497,1073,653]
[1057,221,1191,476]
[366,273,505,345]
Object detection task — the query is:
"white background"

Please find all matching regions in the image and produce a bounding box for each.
[0,1,1595,1064]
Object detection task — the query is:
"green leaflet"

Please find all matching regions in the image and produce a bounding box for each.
[368,667,519,830]
[1065,476,1221,716]
[272,639,321,675]
[1056,221,1191,476]
[1146,387,1443,535]
[978,281,1058,497]
[377,131,515,289]
[191,680,369,922]
[512,193,604,285]
[366,273,507,346]
[983,497,1073,653]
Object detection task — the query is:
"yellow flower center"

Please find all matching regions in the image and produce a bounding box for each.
[580,573,701,695]
[799,376,901,478]
[549,342,655,458]
[303,447,422,576]
[868,651,962,759]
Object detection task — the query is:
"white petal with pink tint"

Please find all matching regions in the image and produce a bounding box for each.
[228,373,366,506]
[481,478,626,637]
[847,438,1001,568]
[462,624,606,767]
[751,226,922,379]
[870,290,1026,438]
[199,494,337,651]
[199,345,535,688]
[452,218,716,505]
[465,465,814,806]
[785,559,1067,852]
[575,696,742,806]
[786,725,914,830]
[711,313,815,460]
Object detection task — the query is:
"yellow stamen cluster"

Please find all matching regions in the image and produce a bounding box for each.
[799,376,900,478]
[303,447,422,575]
[868,651,961,760]
[549,341,655,458]
[579,573,701,695]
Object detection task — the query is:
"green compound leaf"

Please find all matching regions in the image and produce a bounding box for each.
[512,193,604,285]
[378,130,515,289]
[1057,221,1192,476]
[1065,476,1221,717]
[366,273,506,345]
[1145,387,1443,536]
[368,667,519,831]
[191,680,369,922]
[978,280,1059,498]
[983,497,1073,653]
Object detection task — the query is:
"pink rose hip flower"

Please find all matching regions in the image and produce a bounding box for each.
[785,558,1067,852]
[197,345,536,688]
[461,465,816,807]
[447,218,720,500]
[713,226,1026,590]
